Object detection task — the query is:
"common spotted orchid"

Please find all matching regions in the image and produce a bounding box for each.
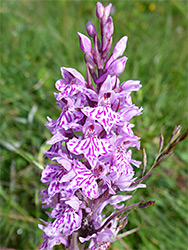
[39,2,148,249]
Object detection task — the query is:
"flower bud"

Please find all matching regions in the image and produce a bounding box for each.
[105,36,128,69]
[86,21,97,38]
[96,57,128,83]
[102,17,114,53]
[108,56,128,76]
[103,17,114,39]
[96,2,104,19]
[102,3,112,24]
[120,80,141,92]
[77,32,92,55]
[113,36,128,59]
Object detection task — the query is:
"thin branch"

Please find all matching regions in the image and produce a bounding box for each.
[94,200,144,233]
[115,224,146,240]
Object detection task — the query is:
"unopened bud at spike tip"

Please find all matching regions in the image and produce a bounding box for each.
[102,3,112,24]
[103,17,114,39]
[86,21,97,38]
[96,2,104,19]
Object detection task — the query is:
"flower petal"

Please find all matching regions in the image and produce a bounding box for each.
[82,106,123,134]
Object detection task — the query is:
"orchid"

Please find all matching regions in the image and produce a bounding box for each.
[38,2,187,249]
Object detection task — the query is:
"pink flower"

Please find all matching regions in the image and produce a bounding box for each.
[39,2,144,248]
[67,123,113,168]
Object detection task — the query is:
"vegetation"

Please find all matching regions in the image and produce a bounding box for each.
[0,1,187,249]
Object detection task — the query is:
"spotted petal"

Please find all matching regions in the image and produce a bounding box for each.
[61,67,86,85]
[38,220,68,249]
[41,164,66,183]
[67,137,113,168]
[52,206,82,236]
[55,84,80,100]
[82,106,124,134]
[58,110,83,126]
[67,161,99,199]
[81,88,98,102]
[48,181,66,197]
[41,164,68,197]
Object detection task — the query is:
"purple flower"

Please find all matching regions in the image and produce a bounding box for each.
[67,122,113,168]
[51,200,82,235]
[38,220,68,249]
[66,160,99,199]
[82,98,124,134]
[55,67,97,101]
[39,2,145,249]
[41,163,67,197]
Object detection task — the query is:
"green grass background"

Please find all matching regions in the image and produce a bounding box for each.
[0,0,187,249]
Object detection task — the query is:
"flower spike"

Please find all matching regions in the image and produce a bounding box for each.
[39,2,145,249]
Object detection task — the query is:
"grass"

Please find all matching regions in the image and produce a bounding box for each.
[0,0,187,249]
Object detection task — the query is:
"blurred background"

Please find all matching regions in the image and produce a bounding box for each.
[0,0,187,249]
